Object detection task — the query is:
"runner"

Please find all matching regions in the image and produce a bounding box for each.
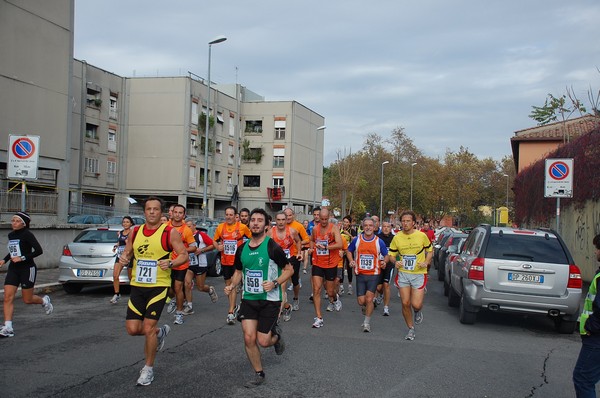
[376,220,395,316]
[346,217,388,332]
[239,208,250,227]
[420,221,435,274]
[214,206,252,324]
[224,208,293,388]
[118,197,188,386]
[270,211,302,321]
[0,212,53,338]
[389,210,433,341]
[183,220,218,315]
[165,205,197,325]
[307,206,320,236]
[110,216,134,304]
[309,207,343,328]
[335,218,350,298]
[339,215,355,295]
[301,220,311,274]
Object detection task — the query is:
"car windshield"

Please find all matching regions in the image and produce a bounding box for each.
[74,230,118,244]
[485,234,569,264]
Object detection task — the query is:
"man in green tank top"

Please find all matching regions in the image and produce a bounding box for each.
[224,208,293,388]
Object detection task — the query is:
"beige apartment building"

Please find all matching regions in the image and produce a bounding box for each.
[0,0,324,222]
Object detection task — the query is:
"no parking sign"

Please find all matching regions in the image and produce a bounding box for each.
[544,158,573,198]
[8,135,40,179]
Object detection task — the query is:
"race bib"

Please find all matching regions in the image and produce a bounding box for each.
[8,239,21,257]
[224,240,237,255]
[359,254,375,271]
[116,245,125,256]
[284,249,290,258]
[189,252,199,266]
[136,260,158,284]
[245,270,264,294]
[316,240,329,256]
[402,255,417,271]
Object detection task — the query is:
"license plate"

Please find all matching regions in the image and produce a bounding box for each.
[508,272,543,284]
[78,269,103,277]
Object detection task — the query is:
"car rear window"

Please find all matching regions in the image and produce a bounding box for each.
[74,230,118,244]
[485,234,569,264]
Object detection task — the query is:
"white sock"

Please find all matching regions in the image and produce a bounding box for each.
[5,321,13,329]
[364,316,371,324]
[143,365,153,371]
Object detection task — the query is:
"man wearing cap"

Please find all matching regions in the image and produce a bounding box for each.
[0,212,53,338]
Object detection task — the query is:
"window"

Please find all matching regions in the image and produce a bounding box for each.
[229,115,235,137]
[217,112,224,124]
[243,175,261,187]
[215,170,221,183]
[216,141,223,154]
[189,166,196,189]
[199,137,213,155]
[273,177,284,187]
[273,148,285,168]
[108,129,116,152]
[245,120,262,134]
[85,124,98,140]
[85,157,99,173]
[190,136,198,157]
[228,144,234,165]
[274,120,286,140]
[191,102,199,125]
[109,95,118,119]
[107,161,117,174]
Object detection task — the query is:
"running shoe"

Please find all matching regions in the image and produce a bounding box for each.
[282,306,292,322]
[174,312,184,325]
[303,269,307,274]
[208,286,218,303]
[374,295,383,306]
[292,298,299,311]
[324,291,329,299]
[0,325,14,338]
[299,278,302,288]
[273,324,285,355]
[383,306,390,316]
[362,323,371,333]
[233,304,241,320]
[166,298,177,314]
[245,373,265,388]
[414,310,423,325]
[334,297,342,312]
[287,283,293,291]
[312,317,324,328]
[347,284,353,295]
[42,295,53,315]
[110,294,121,304]
[182,304,194,315]
[309,294,314,302]
[226,313,236,325]
[361,305,366,315]
[405,328,416,341]
[339,285,344,294]
[326,301,335,312]
[136,367,154,386]
[156,324,170,352]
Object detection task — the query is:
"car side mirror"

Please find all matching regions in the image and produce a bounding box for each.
[448,245,458,254]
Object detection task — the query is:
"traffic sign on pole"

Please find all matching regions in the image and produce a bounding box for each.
[544,158,573,198]
[8,135,40,179]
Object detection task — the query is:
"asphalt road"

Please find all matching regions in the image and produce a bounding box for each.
[0,270,590,398]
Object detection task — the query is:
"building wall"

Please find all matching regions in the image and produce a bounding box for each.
[518,141,560,172]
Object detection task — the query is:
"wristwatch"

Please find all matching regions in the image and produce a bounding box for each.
[168,261,173,268]
[272,280,279,288]
[20,256,26,261]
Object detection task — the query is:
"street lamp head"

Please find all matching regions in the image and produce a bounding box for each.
[411,162,418,167]
[317,125,326,131]
[503,174,509,177]
[382,161,390,166]
[209,35,227,45]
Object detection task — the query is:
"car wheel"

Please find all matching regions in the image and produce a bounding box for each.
[438,262,445,281]
[62,283,83,294]
[459,295,477,324]
[555,317,577,334]
[447,283,460,307]
[208,255,222,277]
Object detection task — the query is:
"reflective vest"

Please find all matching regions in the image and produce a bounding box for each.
[580,272,600,335]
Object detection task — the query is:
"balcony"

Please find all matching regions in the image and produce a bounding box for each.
[267,186,285,201]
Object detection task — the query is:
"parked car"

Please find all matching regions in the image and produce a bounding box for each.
[443,237,468,296]
[436,231,469,281]
[433,227,460,270]
[59,227,127,293]
[67,214,107,224]
[447,225,582,333]
[105,215,146,226]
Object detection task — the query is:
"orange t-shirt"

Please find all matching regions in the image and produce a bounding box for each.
[312,223,338,269]
[214,221,251,266]
[167,222,195,270]
[271,225,298,258]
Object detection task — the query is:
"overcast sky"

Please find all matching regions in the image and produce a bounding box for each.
[74,0,600,165]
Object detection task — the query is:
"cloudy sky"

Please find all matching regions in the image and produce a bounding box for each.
[74,0,600,165]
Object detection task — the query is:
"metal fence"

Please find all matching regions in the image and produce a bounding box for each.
[0,189,58,214]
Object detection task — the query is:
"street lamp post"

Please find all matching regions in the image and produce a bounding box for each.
[202,35,227,218]
[503,174,509,208]
[410,162,417,210]
[380,161,390,221]
[312,125,326,209]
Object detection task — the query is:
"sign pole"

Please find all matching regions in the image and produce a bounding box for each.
[556,197,560,233]
[21,180,26,212]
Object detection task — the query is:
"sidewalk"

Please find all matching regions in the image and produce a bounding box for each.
[0,267,61,300]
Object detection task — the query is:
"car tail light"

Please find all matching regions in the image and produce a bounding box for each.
[468,258,485,280]
[62,245,72,256]
[567,264,583,289]
[449,254,458,262]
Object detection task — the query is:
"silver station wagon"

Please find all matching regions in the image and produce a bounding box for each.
[447,225,582,333]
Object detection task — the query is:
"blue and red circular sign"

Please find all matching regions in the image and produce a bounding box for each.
[548,161,569,181]
[11,137,36,160]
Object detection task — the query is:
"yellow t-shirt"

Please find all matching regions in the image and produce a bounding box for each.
[389,230,432,275]
[131,223,172,287]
